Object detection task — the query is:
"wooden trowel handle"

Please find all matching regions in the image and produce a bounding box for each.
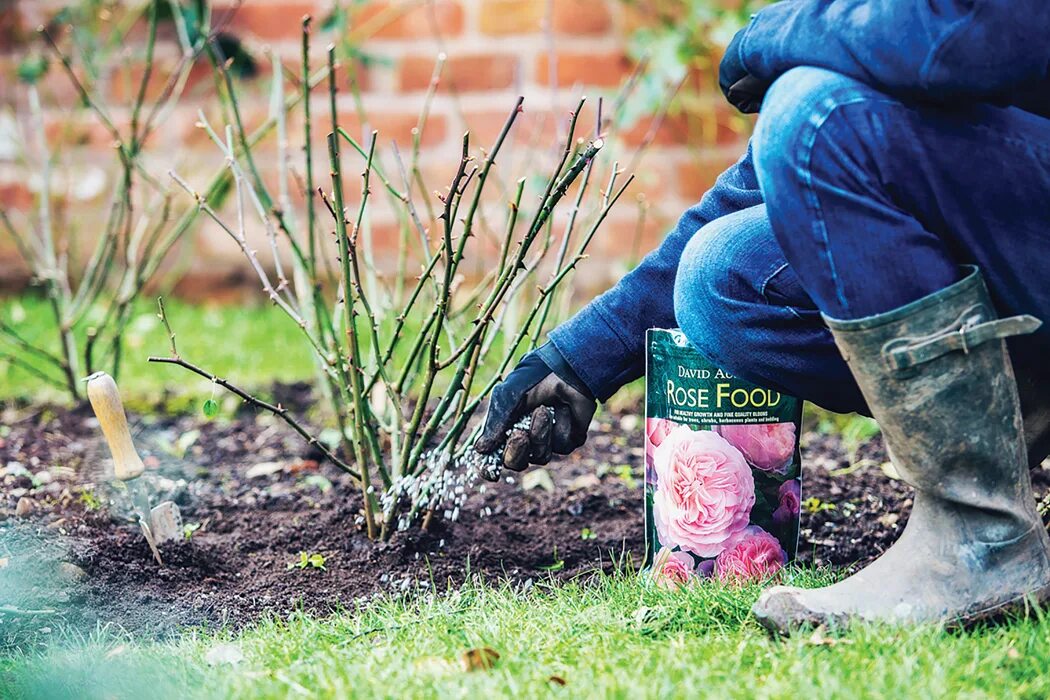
[86,371,145,481]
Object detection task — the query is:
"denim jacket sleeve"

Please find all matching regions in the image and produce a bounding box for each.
[547,144,763,402]
[740,0,1050,103]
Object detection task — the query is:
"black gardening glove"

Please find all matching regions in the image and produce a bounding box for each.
[474,343,596,478]
[719,27,770,114]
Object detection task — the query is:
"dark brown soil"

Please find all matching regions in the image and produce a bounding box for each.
[3,391,1049,645]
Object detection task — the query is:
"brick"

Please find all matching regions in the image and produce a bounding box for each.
[0,181,32,210]
[108,58,213,104]
[0,256,31,293]
[536,51,633,88]
[479,0,544,35]
[44,114,122,149]
[460,105,552,147]
[356,1,464,39]
[620,105,752,148]
[550,0,612,35]
[399,53,519,93]
[0,2,27,53]
[217,1,323,41]
[335,110,448,150]
[593,211,672,260]
[620,2,688,34]
[171,266,261,304]
[675,153,743,199]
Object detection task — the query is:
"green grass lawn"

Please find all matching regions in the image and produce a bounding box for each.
[0,295,318,405]
[4,571,1050,699]
[8,293,1037,699]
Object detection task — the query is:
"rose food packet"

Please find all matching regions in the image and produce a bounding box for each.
[644,328,802,587]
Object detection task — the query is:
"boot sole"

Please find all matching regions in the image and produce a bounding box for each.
[752,582,1050,636]
[951,582,1050,629]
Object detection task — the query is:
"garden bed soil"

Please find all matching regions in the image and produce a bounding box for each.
[3,389,1050,642]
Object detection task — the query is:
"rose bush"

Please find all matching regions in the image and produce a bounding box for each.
[714,525,787,583]
[652,426,755,557]
[772,478,801,528]
[715,422,796,475]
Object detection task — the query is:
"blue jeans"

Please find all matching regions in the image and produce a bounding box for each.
[674,68,1050,422]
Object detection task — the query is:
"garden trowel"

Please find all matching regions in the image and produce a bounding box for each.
[86,372,182,565]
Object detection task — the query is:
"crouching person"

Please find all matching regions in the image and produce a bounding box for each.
[476,0,1050,633]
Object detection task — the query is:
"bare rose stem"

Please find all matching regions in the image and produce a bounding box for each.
[150,41,637,540]
[148,300,361,482]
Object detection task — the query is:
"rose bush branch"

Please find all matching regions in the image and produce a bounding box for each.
[149,14,637,538]
[148,302,361,481]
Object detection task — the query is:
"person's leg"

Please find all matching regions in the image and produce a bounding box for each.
[672,204,866,415]
[753,66,1050,466]
[749,66,1050,633]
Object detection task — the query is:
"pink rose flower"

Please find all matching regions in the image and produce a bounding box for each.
[652,548,696,589]
[652,426,755,557]
[772,478,802,528]
[646,418,675,449]
[715,526,787,583]
[646,418,675,485]
[715,422,796,474]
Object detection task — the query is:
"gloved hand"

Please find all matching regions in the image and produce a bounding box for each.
[719,27,770,114]
[474,342,596,477]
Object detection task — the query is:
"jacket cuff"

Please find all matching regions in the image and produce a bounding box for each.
[738,2,791,81]
[547,301,644,402]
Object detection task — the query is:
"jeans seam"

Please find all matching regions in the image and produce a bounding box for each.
[798,93,891,315]
[760,261,805,321]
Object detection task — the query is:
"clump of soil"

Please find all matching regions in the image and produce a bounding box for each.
[2,392,1048,642]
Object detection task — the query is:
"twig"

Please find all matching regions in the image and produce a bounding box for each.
[148,354,360,480]
[156,297,178,357]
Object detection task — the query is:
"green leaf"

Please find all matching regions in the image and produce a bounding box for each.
[17,55,50,85]
[202,398,219,419]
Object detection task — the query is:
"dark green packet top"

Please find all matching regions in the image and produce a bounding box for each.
[643,328,802,585]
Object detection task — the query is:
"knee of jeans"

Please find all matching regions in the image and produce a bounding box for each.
[673,223,744,365]
[753,66,876,189]
[753,67,886,265]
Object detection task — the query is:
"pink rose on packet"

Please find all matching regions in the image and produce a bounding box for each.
[652,548,696,589]
[647,418,675,449]
[646,418,676,484]
[772,478,802,528]
[715,526,787,584]
[652,426,755,558]
[715,422,796,474]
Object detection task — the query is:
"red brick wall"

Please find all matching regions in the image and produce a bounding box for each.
[0,0,751,298]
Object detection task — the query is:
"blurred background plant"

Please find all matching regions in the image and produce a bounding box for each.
[0,0,266,399]
[620,0,762,151]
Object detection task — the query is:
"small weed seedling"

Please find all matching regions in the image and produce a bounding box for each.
[803,497,837,514]
[76,488,102,512]
[540,548,566,572]
[288,552,327,571]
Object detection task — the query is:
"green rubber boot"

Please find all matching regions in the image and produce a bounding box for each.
[753,268,1050,633]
